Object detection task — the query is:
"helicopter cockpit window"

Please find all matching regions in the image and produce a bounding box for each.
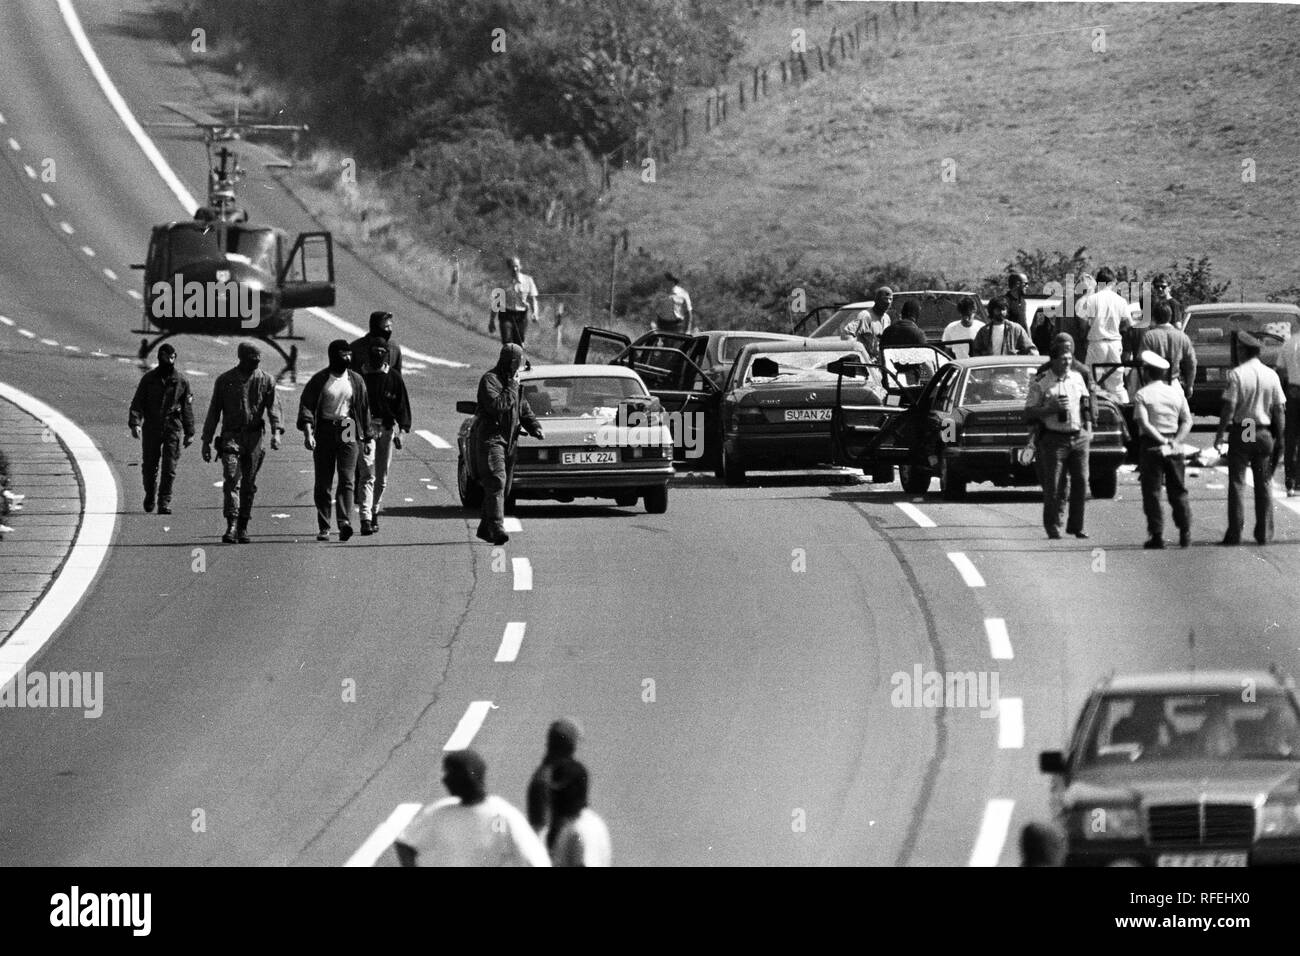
[166,227,222,270]
[230,229,277,272]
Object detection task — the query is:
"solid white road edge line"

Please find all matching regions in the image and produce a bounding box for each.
[0,382,118,692]
[56,0,469,370]
[984,618,1013,660]
[947,552,986,588]
[343,802,421,868]
[512,557,532,591]
[415,429,451,450]
[495,622,526,663]
[969,798,1015,867]
[443,700,495,751]
[998,697,1024,749]
[895,501,936,528]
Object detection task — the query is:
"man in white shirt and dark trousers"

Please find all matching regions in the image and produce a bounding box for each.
[491,257,539,346]
[1214,331,1287,545]
[1275,325,1300,496]
[1025,336,1094,540]
[941,297,984,359]
[298,340,372,542]
[1077,266,1133,402]
[1133,351,1193,549]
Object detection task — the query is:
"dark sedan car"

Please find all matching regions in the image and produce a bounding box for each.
[828,349,1127,497]
[1040,670,1300,867]
[575,326,805,390]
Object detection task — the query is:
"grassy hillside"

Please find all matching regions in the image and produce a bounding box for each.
[603,2,1300,302]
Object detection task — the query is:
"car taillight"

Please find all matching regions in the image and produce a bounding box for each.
[736,407,766,424]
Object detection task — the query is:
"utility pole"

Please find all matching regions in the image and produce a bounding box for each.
[608,234,620,322]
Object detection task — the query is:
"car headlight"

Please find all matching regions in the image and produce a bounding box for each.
[1260,801,1300,838]
[1077,806,1143,841]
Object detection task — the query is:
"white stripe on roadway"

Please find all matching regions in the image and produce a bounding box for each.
[1282,497,1300,517]
[495,622,526,663]
[895,502,936,527]
[969,798,1015,867]
[502,517,522,533]
[0,383,117,695]
[56,0,469,371]
[40,338,58,347]
[18,329,35,338]
[0,315,13,325]
[443,700,495,751]
[415,429,451,450]
[998,698,1024,749]
[59,222,74,235]
[41,193,55,207]
[947,552,985,588]
[343,802,421,868]
[6,137,18,151]
[512,557,532,591]
[23,165,36,179]
[984,618,1013,660]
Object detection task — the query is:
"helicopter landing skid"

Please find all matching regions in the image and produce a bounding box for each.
[136,332,300,383]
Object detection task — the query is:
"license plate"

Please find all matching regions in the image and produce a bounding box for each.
[561,451,617,465]
[784,408,832,422]
[1156,852,1247,867]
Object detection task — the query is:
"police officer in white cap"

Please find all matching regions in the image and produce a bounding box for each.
[1134,349,1192,548]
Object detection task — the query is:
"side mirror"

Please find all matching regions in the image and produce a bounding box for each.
[1038,751,1067,775]
[827,357,868,378]
[455,400,477,416]
[751,357,780,378]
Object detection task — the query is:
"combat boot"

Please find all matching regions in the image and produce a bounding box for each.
[222,520,237,544]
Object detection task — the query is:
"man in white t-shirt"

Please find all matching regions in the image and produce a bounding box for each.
[655,272,693,334]
[1274,325,1300,495]
[1076,266,1132,400]
[941,297,984,359]
[491,257,540,346]
[546,758,612,867]
[395,750,551,867]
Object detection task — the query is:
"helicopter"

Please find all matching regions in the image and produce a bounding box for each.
[130,102,336,378]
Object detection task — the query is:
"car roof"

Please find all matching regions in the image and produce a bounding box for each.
[1184,302,1300,313]
[522,364,644,380]
[834,291,981,309]
[735,339,867,356]
[711,330,805,342]
[1099,670,1291,694]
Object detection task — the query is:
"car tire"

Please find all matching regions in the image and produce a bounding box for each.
[1090,464,1119,499]
[614,492,638,507]
[644,486,668,514]
[899,463,931,494]
[457,455,483,509]
[721,442,746,486]
[939,455,967,500]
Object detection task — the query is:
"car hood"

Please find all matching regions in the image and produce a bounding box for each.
[1062,760,1300,805]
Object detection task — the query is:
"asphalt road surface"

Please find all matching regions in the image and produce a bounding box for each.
[1,0,1298,867]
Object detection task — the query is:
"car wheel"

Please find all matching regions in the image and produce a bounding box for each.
[457,455,483,509]
[939,454,967,500]
[614,492,638,507]
[1089,464,1119,499]
[644,486,668,514]
[899,463,931,494]
[721,441,746,486]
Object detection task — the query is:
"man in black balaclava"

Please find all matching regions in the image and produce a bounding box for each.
[129,342,195,514]
[298,339,371,542]
[471,344,543,545]
[351,310,402,374]
[526,717,582,832]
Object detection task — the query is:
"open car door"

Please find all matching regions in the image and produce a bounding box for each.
[625,344,718,463]
[279,231,335,308]
[573,327,632,364]
[829,344,952,470]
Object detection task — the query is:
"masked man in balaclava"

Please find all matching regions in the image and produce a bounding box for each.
[129,342,195,514]
[298,339,372,542]
[350,310,402,374]
[472,344,543,545]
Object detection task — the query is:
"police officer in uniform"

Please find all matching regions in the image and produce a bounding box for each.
[129,342,194,514]
[1025,335,1093,539]
[472,344,543,545]
[1133,351,1192,549]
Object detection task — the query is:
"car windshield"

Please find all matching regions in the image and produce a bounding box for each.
[958,365,1038,405]
[719,335,788,364]
[521,376,646,418]
[1083,691,1300,765]
[1183,310,1299,347]
[742,350,877,387]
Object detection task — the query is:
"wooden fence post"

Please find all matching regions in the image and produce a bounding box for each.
[780,59,788,84]
[799,52,808,81]
[738,80,745,110]
[705,96,712,132]
[761,68,768,96]
[681,107,690,149]
[816,44,824,71]
[721,90,728,121]
[753,66,760,100]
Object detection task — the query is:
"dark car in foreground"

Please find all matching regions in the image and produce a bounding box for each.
[1039,670,1300,867]
[828,349,1128,497]
[1180,303,1300,416]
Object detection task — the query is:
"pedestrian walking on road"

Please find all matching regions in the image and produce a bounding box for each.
[490,257,539,346]
[350,309,403,375]
[1133,351,1193,549]
[355,344,411,535]
[394,749,551,867]
[971,298,1036,356]
[546,757,612,868]
[200,343,283,544]
[298,340,372,542]
[654,272,694,334]
[1025,335,1093,539]
[129,342,194,514]
[1214,331,1287,545]
[526,717,582,833]
[1274,322,1300,497]
[471,344,543,546]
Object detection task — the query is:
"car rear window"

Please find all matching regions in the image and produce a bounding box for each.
[522,376,645,417]
[742,350,879,387]
[719,335,787,363]
[1184,310,1299,347]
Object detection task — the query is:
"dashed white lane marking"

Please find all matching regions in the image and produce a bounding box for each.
[41,193,55,207]
[6,137,19,151]
[984,618,1013,660]
[998,698,1024,749]
[512,557,532,591]
[503,517,522,533]
[63,345,80,352]
[91,351,107,358]
[495,622,527,663]
[81,246,95,258]
[127,289,142,300]
[969,798,1015,867]
[343,802,421,868]
[947,552,986,588]
[23,164,36,179]
[895,501,936,528]
[443,700,495,751]
[0,316,12,326]
[40,338,59,347]
[415,429,451,450]
[59,222,74,234]
[18,329,36,338]
[1281,497,1300,517]
[0,112,5,123]
[0,382,117,698]
[117,357,133,363]
[102,268,117,281]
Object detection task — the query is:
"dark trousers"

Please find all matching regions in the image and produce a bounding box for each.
[219,428,265,525]
[142,423,182,505]
[495,310,528,346]
[1226,424,1275,543]
[1038,431,1089,535]
[1285,385,1300,489]
[313,421,359,532]
[1139,442,1190,539]
[475,441,513,533]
